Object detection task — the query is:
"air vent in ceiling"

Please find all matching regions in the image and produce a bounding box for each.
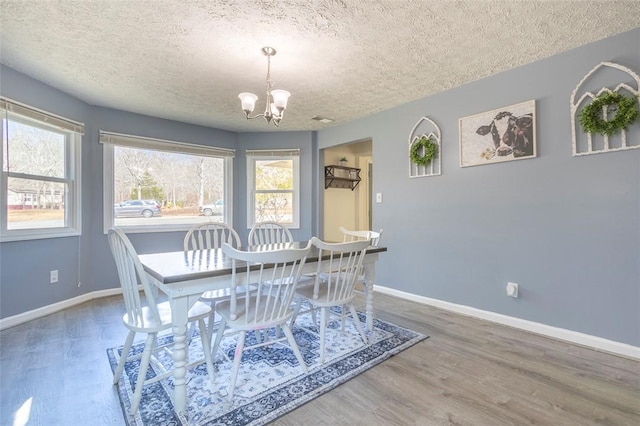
[311,116,334,124]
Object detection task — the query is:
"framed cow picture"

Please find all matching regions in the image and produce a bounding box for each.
[459,100,536,167]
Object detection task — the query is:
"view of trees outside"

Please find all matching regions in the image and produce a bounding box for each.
[4,120,67,229]
[113,146,225,221]
[253,159,294,223]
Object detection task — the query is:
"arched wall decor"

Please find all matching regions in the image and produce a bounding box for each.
[408,116,442,178]
[570,61,640,156]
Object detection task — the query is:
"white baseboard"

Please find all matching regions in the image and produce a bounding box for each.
[0,288,122,331]
[375,285,640,360]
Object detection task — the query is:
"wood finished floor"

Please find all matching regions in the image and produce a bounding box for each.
[1,293,638,425]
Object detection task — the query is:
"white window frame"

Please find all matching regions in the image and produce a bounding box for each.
[0,98,82,242]
[101,131,234,234]
[246,149,300,229]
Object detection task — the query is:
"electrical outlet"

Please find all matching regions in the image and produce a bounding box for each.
[50,270,59,284]
[506,282,518,298]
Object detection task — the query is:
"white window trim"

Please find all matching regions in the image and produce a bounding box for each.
[101,131,234,234]
[0,98,82,242]
[246,149,300,229]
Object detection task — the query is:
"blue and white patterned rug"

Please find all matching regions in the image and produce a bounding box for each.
[107,310,427,426]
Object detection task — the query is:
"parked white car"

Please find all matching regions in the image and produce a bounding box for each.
[199,199,223,216]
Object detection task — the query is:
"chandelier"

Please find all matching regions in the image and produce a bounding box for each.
[238,47,290,127]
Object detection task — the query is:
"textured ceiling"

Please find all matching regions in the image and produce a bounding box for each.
[1,1,639,132]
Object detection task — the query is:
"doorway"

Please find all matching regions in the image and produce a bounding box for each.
[322,140,372,242]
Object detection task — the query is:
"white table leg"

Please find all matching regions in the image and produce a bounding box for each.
[171,295,189,416]
[363,262,376,331]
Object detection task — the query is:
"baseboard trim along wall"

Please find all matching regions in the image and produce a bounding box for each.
[375,285,640,360]
[0,288,122,331]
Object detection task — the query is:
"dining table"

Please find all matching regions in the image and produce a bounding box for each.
[138,240,387,417]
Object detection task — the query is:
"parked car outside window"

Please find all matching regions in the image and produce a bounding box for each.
[114,199,162,218]
[199,199,223,216]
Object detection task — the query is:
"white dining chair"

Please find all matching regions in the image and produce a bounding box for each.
[248,221,293,245]
[211,241,312,400]
[291,237,370,364]
[107,228,215,415]
[248,221,311,341]
[339,226,383,247]
[183,223,254,344]
[339,226,383,298]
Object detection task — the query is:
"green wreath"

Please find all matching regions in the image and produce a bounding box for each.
[410,136,437,166]
[579,92,640,136]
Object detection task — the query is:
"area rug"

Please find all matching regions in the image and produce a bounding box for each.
[107,310,427,426]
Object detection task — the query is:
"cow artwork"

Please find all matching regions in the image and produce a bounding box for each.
[476,111,534,158]
[459,100,536,167]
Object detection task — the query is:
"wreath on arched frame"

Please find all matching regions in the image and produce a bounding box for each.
[410,136,438,166]
[579,92,640,136]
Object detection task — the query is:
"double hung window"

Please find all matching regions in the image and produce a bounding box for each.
[101,131,234,233]
[246,149,300,228]
[1,98,83,241]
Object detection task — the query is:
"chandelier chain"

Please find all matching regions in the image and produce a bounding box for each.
[265,53,272,93]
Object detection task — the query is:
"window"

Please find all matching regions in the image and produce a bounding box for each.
[101,131,234,233]
[246,149,300,228]
[1,98,82,241]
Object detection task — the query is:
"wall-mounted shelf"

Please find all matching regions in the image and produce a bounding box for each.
[324,165,361,190]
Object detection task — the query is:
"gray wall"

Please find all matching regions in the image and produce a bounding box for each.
[317,28,640,346]
[1,28,638,347]
[0,66,92,315]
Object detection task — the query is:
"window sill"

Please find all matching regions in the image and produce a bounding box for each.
[103,220,233,235]
[0,228,81,242]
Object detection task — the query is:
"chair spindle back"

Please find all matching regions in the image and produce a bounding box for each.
[184,222,241,251]
[311,237,370,304]
[339,226,383,247]
[248,221,293,245]
[107,228,160,326]
[222,242,311,325]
